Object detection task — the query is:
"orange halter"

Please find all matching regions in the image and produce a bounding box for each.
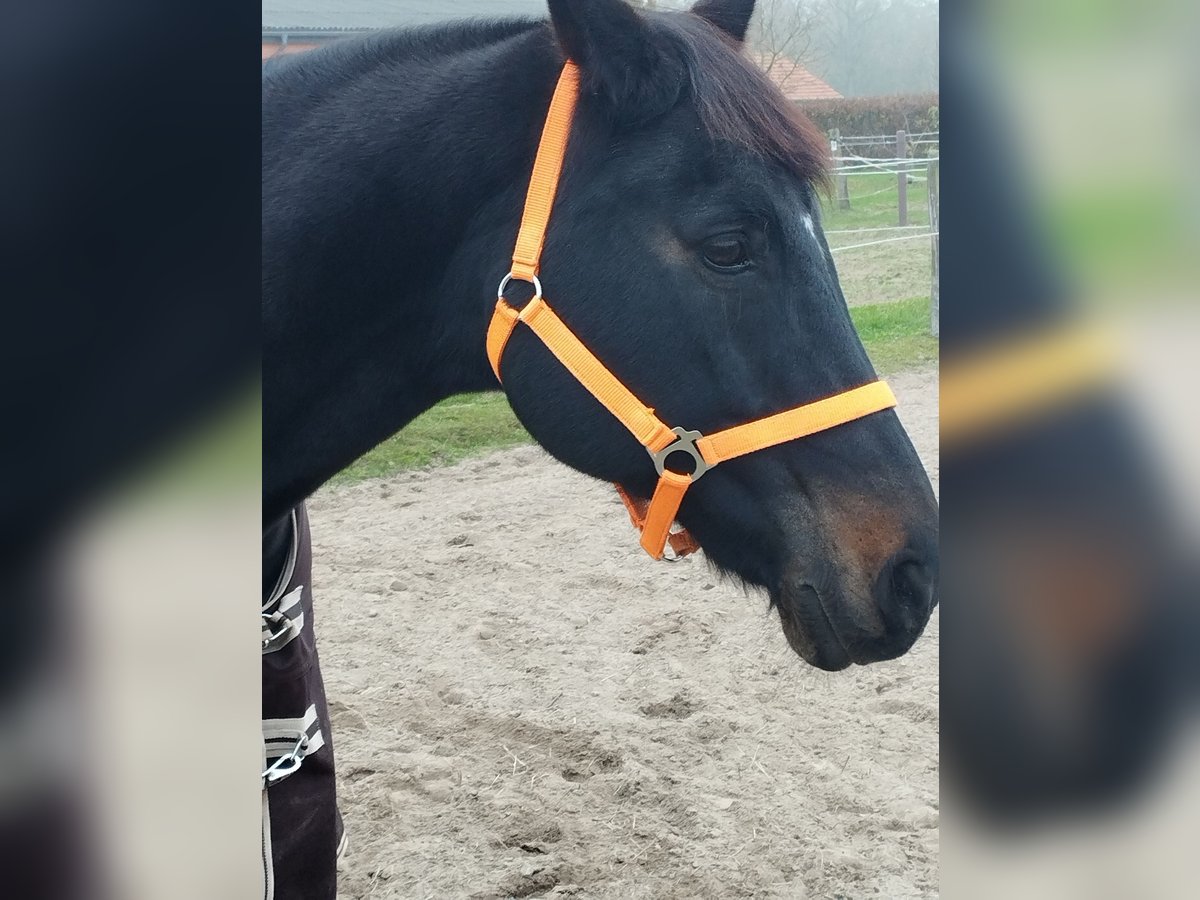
[487,62,898,560]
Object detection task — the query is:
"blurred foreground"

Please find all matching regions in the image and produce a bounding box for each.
[939,0,1198,895]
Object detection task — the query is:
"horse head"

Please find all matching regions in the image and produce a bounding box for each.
[493,0,939,670]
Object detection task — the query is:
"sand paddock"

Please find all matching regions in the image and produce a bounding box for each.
[309,368,938,899]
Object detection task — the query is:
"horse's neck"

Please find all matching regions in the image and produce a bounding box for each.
[262,26,557,522]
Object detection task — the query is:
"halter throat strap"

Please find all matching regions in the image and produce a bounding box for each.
[487,62,898,560]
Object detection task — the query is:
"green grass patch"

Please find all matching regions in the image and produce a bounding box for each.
[852,295,939,374]
[331,392,527,483]
[821,173,931,233]
[335,297,936,482]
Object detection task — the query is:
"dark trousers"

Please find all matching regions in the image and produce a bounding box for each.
[262,504,341,900]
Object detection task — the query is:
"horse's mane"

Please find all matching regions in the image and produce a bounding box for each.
[261,18,544,84]
[264,11,828,187]
[661,14,831,188]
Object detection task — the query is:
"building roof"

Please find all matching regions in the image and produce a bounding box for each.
[750,54,842,101]
[263,1,547,32]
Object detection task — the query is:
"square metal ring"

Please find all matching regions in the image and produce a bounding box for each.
[649,427,710,482]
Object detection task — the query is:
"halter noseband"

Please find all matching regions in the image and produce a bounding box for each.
[487,62,898,560]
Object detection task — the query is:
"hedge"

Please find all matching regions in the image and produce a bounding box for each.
[798,94,939,154]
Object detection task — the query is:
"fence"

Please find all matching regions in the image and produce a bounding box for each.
[826,129,940,334]
[829,128,938,223]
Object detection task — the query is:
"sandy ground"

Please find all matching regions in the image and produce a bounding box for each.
[309,368,938,899]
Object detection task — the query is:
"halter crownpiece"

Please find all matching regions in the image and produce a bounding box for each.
[488,62,898,560]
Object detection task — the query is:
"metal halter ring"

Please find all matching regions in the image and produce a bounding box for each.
[497,272,543,301]
[649,427,710,483]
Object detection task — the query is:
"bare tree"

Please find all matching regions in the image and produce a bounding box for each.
[630,0,820,88]
[750,0,821,80]
[634,0,938,97]
[819,0,886,95]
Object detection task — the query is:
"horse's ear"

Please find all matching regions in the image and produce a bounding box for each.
[547,0,683,119]
[692,0,757,43]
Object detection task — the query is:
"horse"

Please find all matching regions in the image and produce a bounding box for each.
[262,1,938,894]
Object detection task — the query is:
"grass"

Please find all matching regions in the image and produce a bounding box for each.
[818,172,937,307]
[334,297,936,483]
[821,172,932,232]
[332,393,527,482]
[850,295,939,374]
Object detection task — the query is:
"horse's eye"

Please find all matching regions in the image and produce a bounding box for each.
[701,234,751,272]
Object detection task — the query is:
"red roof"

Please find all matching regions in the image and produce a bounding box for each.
[749,54,842,101]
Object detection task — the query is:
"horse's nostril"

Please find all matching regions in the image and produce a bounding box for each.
[875,549,937,637]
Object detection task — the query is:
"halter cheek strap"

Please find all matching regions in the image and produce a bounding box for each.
[487,62,898,560]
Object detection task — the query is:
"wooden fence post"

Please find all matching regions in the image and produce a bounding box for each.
[830,129,850,210]
[927,159,939,337]
[896,129,908,226]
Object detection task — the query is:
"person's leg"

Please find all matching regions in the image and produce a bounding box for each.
[261,504,342,900]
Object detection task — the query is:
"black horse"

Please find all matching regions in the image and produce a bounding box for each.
[263,2,937,893]
[263,0,938,668]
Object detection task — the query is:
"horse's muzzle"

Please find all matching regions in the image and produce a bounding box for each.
[867,537,939,660]
[775,530,938,671]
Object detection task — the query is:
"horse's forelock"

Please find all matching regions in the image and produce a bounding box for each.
[663,15,831,191]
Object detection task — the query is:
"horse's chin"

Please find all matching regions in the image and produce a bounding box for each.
[772,584,854,671]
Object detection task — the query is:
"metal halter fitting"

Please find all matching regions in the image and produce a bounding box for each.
[649,428,710,482]
[497,272,542,302]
